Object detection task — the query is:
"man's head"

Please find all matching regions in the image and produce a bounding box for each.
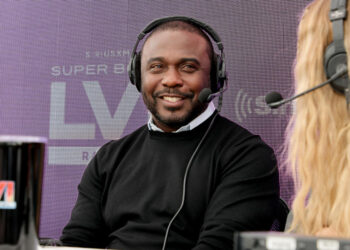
[141,20,215,76]
[139,20,214,132]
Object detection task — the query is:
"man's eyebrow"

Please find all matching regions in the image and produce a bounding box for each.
[145,57,201,65]
[146,57,164,65]
[178,58,200,65]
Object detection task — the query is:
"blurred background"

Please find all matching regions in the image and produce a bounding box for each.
[0,0,309,239]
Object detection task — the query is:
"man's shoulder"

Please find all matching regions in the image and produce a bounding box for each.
[214,114,257,138]
[212,115,277,179]
[212,114,274,155]
[97,124,148,155]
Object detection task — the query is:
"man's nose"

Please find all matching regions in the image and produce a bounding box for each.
[161,67,183,87]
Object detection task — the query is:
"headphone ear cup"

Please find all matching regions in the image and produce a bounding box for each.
[210,54,219,93]
[324,41,349,94]
[210,54,226,93]
[134,53,142,91]
[128,54,136,85]
[217,57,226,90]
[128,52,142,92]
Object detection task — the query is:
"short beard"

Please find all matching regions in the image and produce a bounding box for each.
[142,90,207,130]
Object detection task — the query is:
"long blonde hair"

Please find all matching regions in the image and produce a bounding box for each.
[287,0,350,236]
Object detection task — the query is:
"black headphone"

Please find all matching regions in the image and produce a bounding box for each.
[324,0,349,94]
[127,16,227,93]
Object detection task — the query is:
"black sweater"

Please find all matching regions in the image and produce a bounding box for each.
[61,113,279,250]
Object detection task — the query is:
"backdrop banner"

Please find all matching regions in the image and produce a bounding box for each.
[0,0,309,239]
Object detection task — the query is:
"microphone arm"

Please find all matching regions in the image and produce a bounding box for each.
[198,79,228,112]
[267,65,348,109]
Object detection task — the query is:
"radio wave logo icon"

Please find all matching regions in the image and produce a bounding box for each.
[235,89,253,123]
[0,181,17,210]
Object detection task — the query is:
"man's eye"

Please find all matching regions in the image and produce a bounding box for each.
[149,64,163,72]
[182,64,197,72]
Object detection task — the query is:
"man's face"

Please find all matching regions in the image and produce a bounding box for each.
[140,29,211,132]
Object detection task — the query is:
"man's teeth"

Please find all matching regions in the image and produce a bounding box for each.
[163,96,181,102]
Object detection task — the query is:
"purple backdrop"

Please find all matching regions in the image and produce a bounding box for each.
[0,0,309,239]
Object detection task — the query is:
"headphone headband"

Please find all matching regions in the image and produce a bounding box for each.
[140,16,223,50]
[324,0,349,94]
[128,16,227,92]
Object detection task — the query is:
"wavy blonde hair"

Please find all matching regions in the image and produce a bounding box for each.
[287,0,350,236]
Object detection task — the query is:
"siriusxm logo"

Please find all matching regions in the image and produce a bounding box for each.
[235,89,292,122]
[0,181,17,210]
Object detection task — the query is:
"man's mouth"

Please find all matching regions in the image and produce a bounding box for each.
[162,96,183,103]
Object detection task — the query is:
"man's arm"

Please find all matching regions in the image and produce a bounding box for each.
[60,152,109,248]
[194,138,280,250]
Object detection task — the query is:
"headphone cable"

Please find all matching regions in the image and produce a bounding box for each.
[161,112,219,250]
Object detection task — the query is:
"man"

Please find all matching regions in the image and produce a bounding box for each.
[60,17,279,250]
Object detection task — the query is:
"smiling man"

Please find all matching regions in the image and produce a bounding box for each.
[141,28,211,132]
[60,17,280,250]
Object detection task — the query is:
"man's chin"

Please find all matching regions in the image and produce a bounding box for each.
[152,110,192,128]
[156,114,188,127]
[149,102,207,130]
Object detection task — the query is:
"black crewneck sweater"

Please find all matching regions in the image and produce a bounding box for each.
[61,113,279,250]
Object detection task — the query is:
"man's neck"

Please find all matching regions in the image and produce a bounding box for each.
[147,102,216,133]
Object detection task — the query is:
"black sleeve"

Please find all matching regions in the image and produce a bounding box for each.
[194,137,280,250]
[60,148,109,248]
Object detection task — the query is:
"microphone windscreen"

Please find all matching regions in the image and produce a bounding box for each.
[198,88,212,103]
[265,91,283,105]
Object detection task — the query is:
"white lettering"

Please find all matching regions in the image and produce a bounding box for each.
[113,64,125,74]
[49,82,95,139]
[48,146,100,165]
[123,50,130,56]
[74,65,85,75]
[254,96,271,115]
[97,64,108,75]
[50,64,115,76]
[62,65,73,76]
[51,66,61,77]
[86,64,96,75]
[82,81,140,139]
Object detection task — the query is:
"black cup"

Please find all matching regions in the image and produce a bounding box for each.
[0,136,46,250]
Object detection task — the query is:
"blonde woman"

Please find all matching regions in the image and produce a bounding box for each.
[286,0,350,237]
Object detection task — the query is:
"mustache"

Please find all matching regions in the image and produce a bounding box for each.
[153,88,194,98]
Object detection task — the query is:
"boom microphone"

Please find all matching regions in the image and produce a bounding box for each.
[265,65,348,109]
[265,92,283,107]
[198,86,228,104]
[198,88,213,103]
